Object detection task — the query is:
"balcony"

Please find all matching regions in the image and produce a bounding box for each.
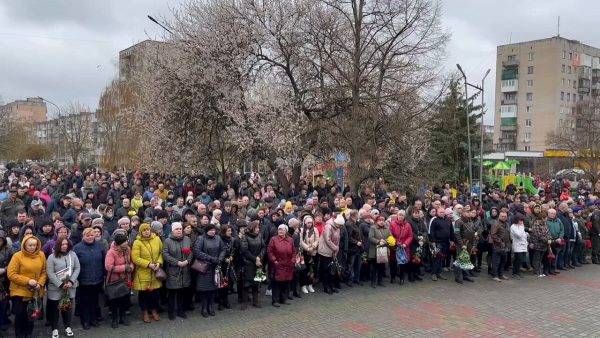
[501,97,518,105]
[502,59,519,68]
[579,86,590,94]
[499,137,516,144]
[501,69,518,80]
[500,79,518,93]
[500,124,517,131]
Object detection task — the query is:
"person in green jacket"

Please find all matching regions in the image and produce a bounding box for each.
[546,209,564,274]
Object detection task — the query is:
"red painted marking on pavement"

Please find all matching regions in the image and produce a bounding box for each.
[452,304,478,318]
[547,312,576,323]
[418,301,446,315]
[393,307,444,329]
[343,322,371,334]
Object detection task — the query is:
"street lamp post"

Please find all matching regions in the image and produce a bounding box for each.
[147,15,174,35]
[37,97,62,167]
[456,64,473,196]
[479,69,491,203]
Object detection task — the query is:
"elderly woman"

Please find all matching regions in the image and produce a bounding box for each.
[132,223,164,323]
[268,224,296,307]
[239,221,265,310]
[73,227,106,330]
[299,216,319,293]
[193,224,225,317]
[162,222,193,320]
[47,236,80,337]
[368,216,391,288]
[317,214,343,294]
[390,210,414,285]
[7,235,47,338]
[105,231,133,328]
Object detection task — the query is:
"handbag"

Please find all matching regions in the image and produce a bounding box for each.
[376,246,389,263]
[154,267,167,281]
[396,247,408,265]
[191,259,209,273]
[105,276,130,300]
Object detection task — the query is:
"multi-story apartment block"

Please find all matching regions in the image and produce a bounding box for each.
[0,97,47,123]
[494,36,600,152]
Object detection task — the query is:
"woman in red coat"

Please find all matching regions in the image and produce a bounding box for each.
[390,210,414,285]
[267,224,296,307]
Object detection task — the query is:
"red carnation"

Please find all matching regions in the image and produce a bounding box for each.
[182,248,192,255]
[586,240,592,249]
[126,281,133,288]
[559,239,566,247]
[547,253,556,261]
[147,287,154,292]
[449,243,457,252]
[435,251,445,259]
[587,222,593,230]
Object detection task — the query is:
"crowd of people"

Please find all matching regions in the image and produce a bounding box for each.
[0,167,598,338]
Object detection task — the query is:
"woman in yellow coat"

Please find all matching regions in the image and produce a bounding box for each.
[7,235,47,337]
[132,223,164,323]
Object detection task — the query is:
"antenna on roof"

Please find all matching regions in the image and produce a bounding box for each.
[509,32,512,44]
[557,16,560,37]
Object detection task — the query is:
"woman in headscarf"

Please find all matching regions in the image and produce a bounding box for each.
[267,224,295,307]
[7,235,47,338]
[132,223,164,323]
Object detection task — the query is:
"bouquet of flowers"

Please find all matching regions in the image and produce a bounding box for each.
[547,247,556,261]
[586,239,592,249]
[361,252,369,266]
[453,247,474,270]
[27,289,42,320]
[329,258,344,278]
[411,246,422,265]
[58,289,72,312]
[449,243,457,253]
[470,247,478,256]
[254,268,267,282]
[182,247,192,256]
[128,210,136,217]
[386,236,396,247]
[431,245,444,260]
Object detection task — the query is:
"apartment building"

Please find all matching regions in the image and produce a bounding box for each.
[494,36,600,152]
[0,97,47,123]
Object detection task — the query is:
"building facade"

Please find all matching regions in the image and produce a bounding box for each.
[494,36,600,152]
[0,97,47,123]
[32,111,104,166]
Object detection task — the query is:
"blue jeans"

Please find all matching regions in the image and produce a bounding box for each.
[432,242,449,275]
[558,242,573,269]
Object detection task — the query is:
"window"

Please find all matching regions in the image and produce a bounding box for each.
[528,66,534,74]
[574,81,577,88]
[569,52,573,60]
[563,50,566,59]
[524,146,531,151]
[562,64,566,73]
[562,78,565,85]
[526,105,533,113]
[568,66,572,74]
[525,119,532,126]
[567,93,571,101]
[573,93,577,102]
[525,132,531,140]
[559,119,563,127]
[527,80,533,87]
[528,52,534,61]
[526,93,533,101]
[568,79,571,87]
[561,91,565,100]
[508,54,517,61]
[504,93,516,101]
[580,94,584,101]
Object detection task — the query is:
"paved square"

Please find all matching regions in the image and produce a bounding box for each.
[13,265,600,337]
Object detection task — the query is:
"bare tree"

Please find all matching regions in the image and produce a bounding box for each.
[547,98,600,187]
[58,102,92,165]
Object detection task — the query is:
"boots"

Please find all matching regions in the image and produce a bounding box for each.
[251,288,261,308]
[111,316,119,329]
[120,315,130,326]
[143,311,151,323]
[454,267,463,284]
[151,309,160,321]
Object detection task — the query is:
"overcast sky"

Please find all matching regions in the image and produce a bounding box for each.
[0,0,597,124]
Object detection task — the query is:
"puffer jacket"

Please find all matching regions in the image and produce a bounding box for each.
[299,227,319,256]
[73,239,106,285]
[105,242,133,284]
[132,233,164,291]
[194,234,225,291]
[46,250,80,300]
[162,233,193,289]
[510,224,528,253]
[240,232,265,283]
[317,222,340,258]
[7,235,47,299]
